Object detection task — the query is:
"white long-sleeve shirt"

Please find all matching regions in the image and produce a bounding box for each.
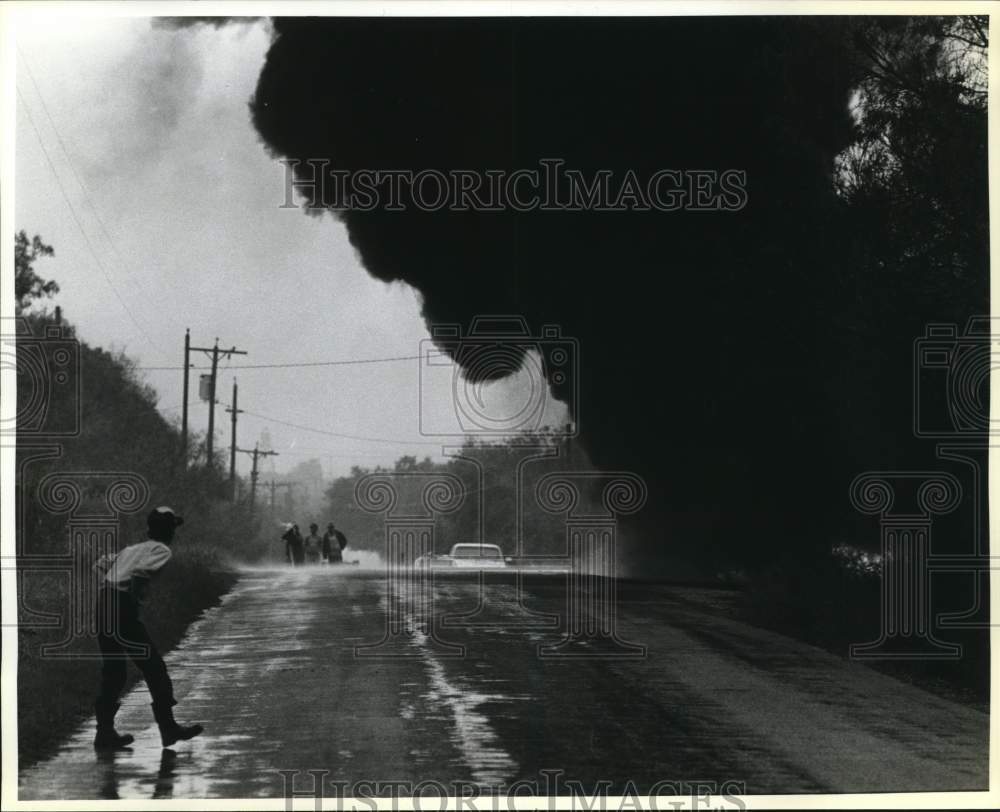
[94,540,172,605]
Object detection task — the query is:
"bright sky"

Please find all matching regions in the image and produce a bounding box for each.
[13,13,568,479]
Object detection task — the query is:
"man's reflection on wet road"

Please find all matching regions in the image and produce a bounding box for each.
[94,747,179,800]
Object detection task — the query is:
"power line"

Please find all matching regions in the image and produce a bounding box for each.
[275,447,449,459]
[239,407,443,447]
[137,353,423,371]
[206,397,438,448]
[16,86,163,353]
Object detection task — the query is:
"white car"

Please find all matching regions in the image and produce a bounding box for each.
[415,543,510,569]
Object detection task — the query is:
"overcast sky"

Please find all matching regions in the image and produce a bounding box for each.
[14,13,568,479]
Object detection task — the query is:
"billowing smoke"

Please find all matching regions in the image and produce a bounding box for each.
[250,18,857,572]
[152,17,264,30]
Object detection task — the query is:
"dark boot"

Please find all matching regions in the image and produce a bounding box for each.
[151,701,203,747]
[93,700,134,750]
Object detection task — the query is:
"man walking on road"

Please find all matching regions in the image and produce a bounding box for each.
[323,521,348,564]
[280,523,294,564]
[283,523,305,566]
[303,523,323,565]
[92,506,203,750]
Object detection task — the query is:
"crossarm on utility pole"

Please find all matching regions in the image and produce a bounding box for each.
[190,337,247,471]
[235,445,278,515]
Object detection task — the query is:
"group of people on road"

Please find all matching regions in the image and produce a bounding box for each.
[282,521,348,566]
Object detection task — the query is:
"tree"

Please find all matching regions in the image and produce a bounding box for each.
[14,231,58,314]
[825,16,989,554]
[836,16,988,301]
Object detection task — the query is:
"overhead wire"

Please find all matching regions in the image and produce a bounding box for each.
[138,353,424,371]
[237,406,444,447]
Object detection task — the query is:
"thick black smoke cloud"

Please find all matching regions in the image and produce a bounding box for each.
[251,17,858,571]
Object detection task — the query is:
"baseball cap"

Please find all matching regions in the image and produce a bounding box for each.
[148,506,184,529]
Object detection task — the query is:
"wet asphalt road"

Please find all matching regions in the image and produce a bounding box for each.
[18,566,988,800]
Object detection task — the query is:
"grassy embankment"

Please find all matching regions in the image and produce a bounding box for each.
[15,311,273,768]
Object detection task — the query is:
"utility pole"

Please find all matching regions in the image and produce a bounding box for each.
[189,336,247,469]
[181,328,190,459]
[236,444,278,515]
[208,340,219,465]
[225,378,244,502]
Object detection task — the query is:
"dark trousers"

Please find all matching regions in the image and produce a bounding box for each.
[96,587,174,707]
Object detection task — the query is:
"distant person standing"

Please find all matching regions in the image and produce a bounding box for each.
[92,506,203,750]
[323,522,348,564]
[283,523,305,566]
[303,523,323,565]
